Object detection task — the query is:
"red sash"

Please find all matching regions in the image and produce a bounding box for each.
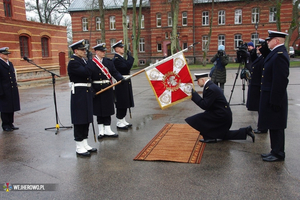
[92,57,112,84]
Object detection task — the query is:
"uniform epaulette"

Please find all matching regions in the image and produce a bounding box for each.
[278,52,283,54]
[70,58,75,60]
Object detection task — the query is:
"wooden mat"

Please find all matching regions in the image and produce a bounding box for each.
[134,123,206,164]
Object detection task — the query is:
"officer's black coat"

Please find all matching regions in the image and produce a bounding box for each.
[112,53,134,109]
[185,80,232,139]
[67,55,93,124]
[258,45,289,130]
[246,55,264,111]
[0,59,20,113]
[89,56,123,116]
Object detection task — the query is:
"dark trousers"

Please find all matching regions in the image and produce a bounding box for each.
[270,129,285,158]
[116,108,127,119]
[97,116,111,125]
[74,124,89,141]
[1,112,14,129]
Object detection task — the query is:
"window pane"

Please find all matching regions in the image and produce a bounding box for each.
[19,36,29,57]
[41,37,49,57]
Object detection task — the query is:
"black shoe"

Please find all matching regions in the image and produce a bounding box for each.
[253,129,267,134]
[126,123,132,127]
[246,126,255,143]
[98,135,105,140]
[117,125,128,130]
[76,151,91,157]
[262,155,284,162]
[105,133,119,138]
[199,139,217,143]
[11,125,19,130]
[88,148,97,153]
[261,152,272,158]
[3,127,13,132]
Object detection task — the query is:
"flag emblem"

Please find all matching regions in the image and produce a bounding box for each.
[145,52,193,109]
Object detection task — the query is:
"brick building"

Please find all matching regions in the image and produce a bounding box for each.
[68,0,297,65]
[0,0,69,81]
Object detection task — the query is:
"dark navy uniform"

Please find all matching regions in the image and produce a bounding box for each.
[68,55,93,141]
[89,56,123,122]
[258,44,289,159]
[185,80,252,141]
[113,52,135,118]
[0,48,20,131]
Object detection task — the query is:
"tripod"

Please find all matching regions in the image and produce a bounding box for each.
[23,57,72,134]
[228,61,248,105]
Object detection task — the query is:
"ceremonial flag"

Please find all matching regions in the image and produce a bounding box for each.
[145,52,194,109]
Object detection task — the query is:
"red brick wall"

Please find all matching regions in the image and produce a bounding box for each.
[0,0,26,20]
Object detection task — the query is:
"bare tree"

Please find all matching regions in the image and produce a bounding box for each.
[98,0,106,43]
[121,0,129,59]
[170,0,180,55]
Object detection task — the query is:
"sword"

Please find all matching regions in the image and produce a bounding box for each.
[91,120,96,142]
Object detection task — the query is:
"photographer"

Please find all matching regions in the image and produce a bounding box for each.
[210,45,229,92]
[246,42,257,71]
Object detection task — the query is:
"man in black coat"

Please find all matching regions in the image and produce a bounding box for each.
[89,43,124,140]
[0,47,20,132]
[258,30,289,162]
[68,40,97,157]
[246,39,270,134]
[112,40,135,130]
[185,73,255,143]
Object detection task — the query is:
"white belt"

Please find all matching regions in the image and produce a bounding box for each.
[69,82,91,94]
[93,80,110,84]
[123,75,131,79]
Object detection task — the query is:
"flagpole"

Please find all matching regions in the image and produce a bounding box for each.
[95,42,199,95]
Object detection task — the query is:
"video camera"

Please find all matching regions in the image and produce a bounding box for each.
[236,41,248,63]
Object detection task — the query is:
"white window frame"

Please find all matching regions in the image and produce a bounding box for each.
[168,12,172,27]
[218,10,225,25]
[96,39,102,45]
[202,35,209,51]
[235,9,242,24]
[110,16,116,30]
[139,38,145,52]
[110,39,116,53]
[202,11,209,26]
[157,43,162,52]
[218,35,225,46]
[156,13,161,27]
[269,7,276,22]
[96,17,101,31]
[182,12,187,26]
[141,15,145,29]
[252,8,259,23]
[251,33,259,46]
[234,34,242,49]
[127,15,130,29]
[82,18,88,31]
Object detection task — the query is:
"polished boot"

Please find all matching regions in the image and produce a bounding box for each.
[76,141,91,156]
[122,118,132,127]
[199,138,217,143]
[116,119,128,130]
[97,124,105,140]
[262,154,284,162]
[253,129,268,134]
[246,126,255,143]
[11,125,19,130]
[104,125,118,137]
[82,139,97,153]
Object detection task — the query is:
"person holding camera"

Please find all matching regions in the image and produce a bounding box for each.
[210,45,229,92]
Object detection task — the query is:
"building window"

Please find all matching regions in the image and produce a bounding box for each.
[41,37,49,57]
[182,42,188,49]
[252,8,259,23]
[139,60,145,65]
[156,13,161,27]
[127,15,130,29]
[96,39,102,44]
[202,11,209,26]
[218,10,225,25]
[157,43,162,52]
[235,9,242,24]
[96,17,101,31]
[165,32,168,39]
[110,39,116,53]
[139,38,145,52]
[234,34,242,49]
[82,18,88,31]
[182,12,187,26]
[218,35,225,46]
[251,33,259,46]
[168,12,172,27]
[202,36,209,51]
[141,15,145,29]
[269,7,276,22]
[110,16,116,30]
[3,0,12,17]
[19,35,29,58]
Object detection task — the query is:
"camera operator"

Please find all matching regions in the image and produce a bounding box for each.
[210,45,229,92]
[246,42,258,71]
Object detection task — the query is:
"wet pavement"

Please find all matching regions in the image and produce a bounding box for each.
[1,67,300,199]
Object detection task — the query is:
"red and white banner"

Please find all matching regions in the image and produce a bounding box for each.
[145,52,194,109]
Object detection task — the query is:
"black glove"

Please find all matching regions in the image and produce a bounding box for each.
[271,104,281,112]
[127,51,132,57]
[259,42,271,58]
[249,49,258,62]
